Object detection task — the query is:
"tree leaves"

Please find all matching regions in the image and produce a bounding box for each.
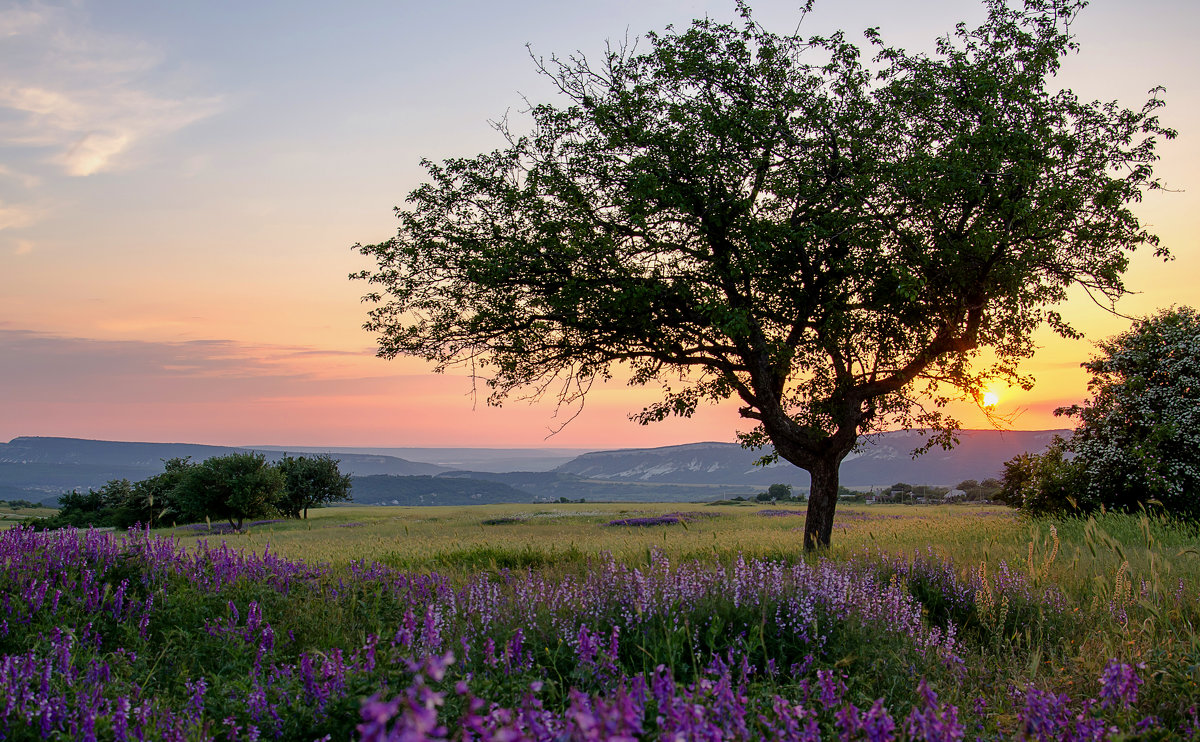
[354,0,1172,546]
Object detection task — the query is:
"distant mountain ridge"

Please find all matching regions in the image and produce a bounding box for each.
[0,436,449,474]
[1,430,1067,505]
[0,436,448,502]
[249,445,592,473]
[554,429,1070,488]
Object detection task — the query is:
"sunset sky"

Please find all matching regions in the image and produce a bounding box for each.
[2,0,1197,449]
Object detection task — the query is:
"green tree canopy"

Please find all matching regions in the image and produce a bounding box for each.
[54,479,131,528]
[121,456,195,528]
[355,0,1172,549]
[768,483,793,501]
[174,453,285,530]
[997,435,1081,514]
[276,454,353,519]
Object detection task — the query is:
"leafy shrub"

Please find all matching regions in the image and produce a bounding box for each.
[998,436,1085,515]
[1005,308,1200,520]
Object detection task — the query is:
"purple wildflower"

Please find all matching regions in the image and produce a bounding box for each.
[1097,659,1143,710]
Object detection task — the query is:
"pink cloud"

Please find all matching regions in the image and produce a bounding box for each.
[0,329,747,447]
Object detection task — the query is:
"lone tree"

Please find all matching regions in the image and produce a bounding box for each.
[355,0,1172,549]
[276,454,353,519]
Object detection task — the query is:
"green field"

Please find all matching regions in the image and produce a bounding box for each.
[0,504,57,522]
[189,501,1200,588]
[205,502,1027,572]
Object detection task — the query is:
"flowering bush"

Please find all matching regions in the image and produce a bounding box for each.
[1004,306,1200,519]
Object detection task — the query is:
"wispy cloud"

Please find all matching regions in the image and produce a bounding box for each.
[0,164,39,188]
[0,2,222,177]
[0,5,45,37]
[0,329,760,448]
[0,329,458,443]
[0,330,382,399]
[0,199,40,231]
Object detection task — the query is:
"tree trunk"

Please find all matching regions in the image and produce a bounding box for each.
[803,456,841,551]
[754,396,859,551]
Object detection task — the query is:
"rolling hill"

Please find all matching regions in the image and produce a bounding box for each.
[554,429,1069,488]
[1,429,1066,506]
[0,436,449,503]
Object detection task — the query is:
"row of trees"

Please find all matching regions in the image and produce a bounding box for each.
[746,484,887,503]
[952,480,1004,501]
[999,307,1200,520]
[0,499,40,510]
[44,453,352,531]
[879,480,1002,502]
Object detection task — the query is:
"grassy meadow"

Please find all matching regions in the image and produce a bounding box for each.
[3,501,1199,739]
[0,503,57,522]
[217,502,1026,572]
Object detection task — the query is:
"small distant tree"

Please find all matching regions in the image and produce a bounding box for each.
[955,479,980,493]
[275,454,353,519]
[837,485,867,502]
[767,483,793,502]
[175,453,285,530]
[979,478,1003,495]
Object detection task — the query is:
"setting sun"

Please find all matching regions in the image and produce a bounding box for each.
[982,391,1000,407]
